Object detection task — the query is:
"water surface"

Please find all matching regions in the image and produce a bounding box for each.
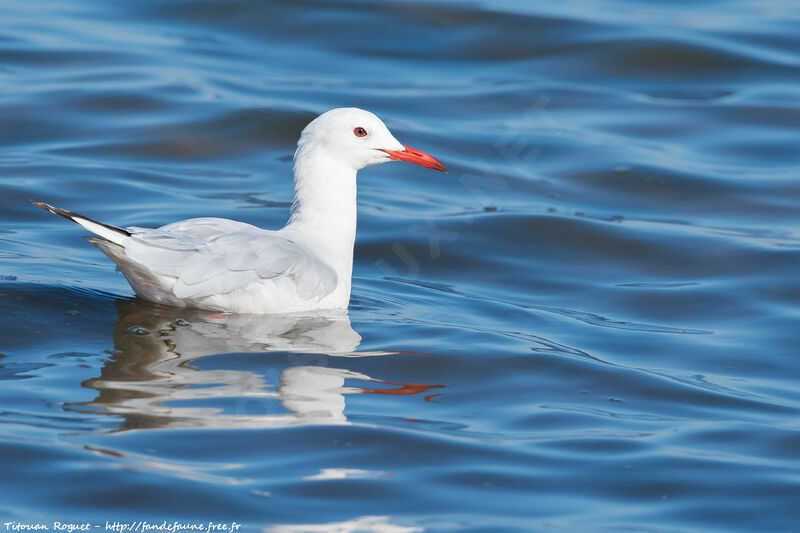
[2,0,800,531]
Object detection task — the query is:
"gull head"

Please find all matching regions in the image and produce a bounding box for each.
[296,107,446,172]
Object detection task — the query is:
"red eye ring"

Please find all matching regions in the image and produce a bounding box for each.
[353,127,368,137]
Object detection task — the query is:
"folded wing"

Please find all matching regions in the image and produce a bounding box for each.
[124,218,337,302]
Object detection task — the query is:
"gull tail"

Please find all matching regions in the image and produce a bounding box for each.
[31,201,131,245]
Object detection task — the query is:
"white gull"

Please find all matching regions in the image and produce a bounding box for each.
[33,107,446,313]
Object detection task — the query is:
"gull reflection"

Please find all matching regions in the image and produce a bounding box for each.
[82,300,443,431]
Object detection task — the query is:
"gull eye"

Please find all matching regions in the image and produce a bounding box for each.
[353,127,368,137]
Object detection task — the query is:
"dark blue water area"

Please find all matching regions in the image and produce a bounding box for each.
[2,0,800,531]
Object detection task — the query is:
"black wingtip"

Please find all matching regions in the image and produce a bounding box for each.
[31,200,73,220]
[30,200,132,237]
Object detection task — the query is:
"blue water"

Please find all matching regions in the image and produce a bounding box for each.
[2,1,800,531]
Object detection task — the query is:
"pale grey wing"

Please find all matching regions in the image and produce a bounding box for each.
[123,222,337,301]
[155,217,261,240]
[125,218,273,279]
